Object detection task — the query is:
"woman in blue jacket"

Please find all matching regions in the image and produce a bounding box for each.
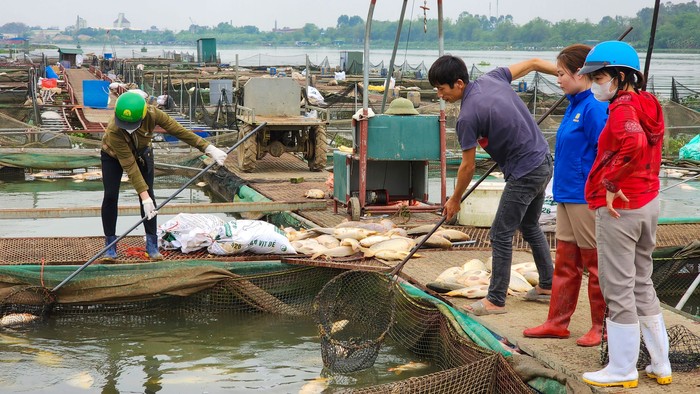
[523,44,609,346]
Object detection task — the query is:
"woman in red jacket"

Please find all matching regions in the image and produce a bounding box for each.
[578,41,671,389]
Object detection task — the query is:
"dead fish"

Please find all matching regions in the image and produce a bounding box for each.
[361,237,415,258]
[512,262,537,275]
[285,228,317,241]
[375,250,421,261]
[359,235,391,248]
[335,220,388,233]
[384,227,408,237]
[406,224,444,236]
[434,229,470,242]
[332,227,377,241]
[66,371,95,389]
[0,313,40,328]
[310,246,357,260]
[299,377,330,394]
[304,189,326,199]
[339,238,360,251]
[509,270,534,292]
[455,270,491,287]
[522,270,539,286]
[296,243,328,255]
[462,259,487,272]
[330,319,349,335]
[196,181,207,187]
[434,266,464,283]
[314,234,340,249]
[388,361,430,375]
[416,233,452,249]
[445,284,489,299]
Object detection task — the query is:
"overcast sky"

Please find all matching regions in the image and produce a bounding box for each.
[1,0,687,32]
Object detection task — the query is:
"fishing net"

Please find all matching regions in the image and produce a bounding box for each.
[671,77,700,111]
[313,270,396,373]
[0,259,534,393]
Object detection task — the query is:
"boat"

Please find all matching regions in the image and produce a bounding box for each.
[141,46,147,53]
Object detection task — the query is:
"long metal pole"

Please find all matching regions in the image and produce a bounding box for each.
[52,122,267,293]
[381,0,408,113]
[643,0,661,91]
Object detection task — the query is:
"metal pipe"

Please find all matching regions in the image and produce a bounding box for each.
[643,0,661,91]
[381,0,408,113]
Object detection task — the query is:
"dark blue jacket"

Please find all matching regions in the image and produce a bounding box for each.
[553,89,608,203]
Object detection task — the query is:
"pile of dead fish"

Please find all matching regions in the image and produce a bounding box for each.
[427,258,540,298]
[282,220,470,261]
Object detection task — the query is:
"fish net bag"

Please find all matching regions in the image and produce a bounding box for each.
[0,285,55,317]
[313,270,396,373]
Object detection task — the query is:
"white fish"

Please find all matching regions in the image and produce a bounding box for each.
[0,313,40,328]
[406,225,443,236]
[314,234,340,249]
[522,270,539,286]
[512,262,537,275]
[455,270,491,287]
[304,189,326,199]
[66,371,95,389]
[445,284,489,299]
[384,227,408,237]
[299,377,330,394]
[509,270,534,292]
[330,319,349,335]
[361,237,415,258]
[196,181,207,187]
[434,266,465,283]
[387,361,430,375]
[359,235,391,248]
[334,221,387,232]
[34,350,63,367]
[416,233,452,249]
[462,259,487,272]
[434,229,470,242]
[374,249,421,261]
[339,238,360,252]
[285,228,317,241]
[310,246,357,260]
[332,227,378,240]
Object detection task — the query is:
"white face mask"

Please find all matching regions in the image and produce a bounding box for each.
[591,77,616,102]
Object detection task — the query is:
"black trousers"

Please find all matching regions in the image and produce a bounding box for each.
[100,147,157,236]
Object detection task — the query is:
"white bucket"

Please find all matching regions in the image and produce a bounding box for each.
[457,181,505,227]
[406,91,421,108]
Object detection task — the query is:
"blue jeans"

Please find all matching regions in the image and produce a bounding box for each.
[486,154,554,307]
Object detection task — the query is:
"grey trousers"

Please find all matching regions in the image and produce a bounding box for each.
[596,196,662,324]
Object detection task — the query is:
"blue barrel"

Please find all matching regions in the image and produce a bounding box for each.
[269,67,277,76]
[82,80,110,108]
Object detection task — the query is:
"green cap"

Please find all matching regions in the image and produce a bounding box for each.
[385,97,419,115]
[114,91,147,132]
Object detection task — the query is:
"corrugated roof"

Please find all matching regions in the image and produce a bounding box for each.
[58,48,84,55]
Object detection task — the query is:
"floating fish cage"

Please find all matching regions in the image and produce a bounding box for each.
[0,260,532,393]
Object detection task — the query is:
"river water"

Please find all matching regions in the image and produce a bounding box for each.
[37,44,700,100]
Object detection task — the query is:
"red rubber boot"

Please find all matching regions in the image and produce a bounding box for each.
[523,240,583,339]
[576,247,606,347]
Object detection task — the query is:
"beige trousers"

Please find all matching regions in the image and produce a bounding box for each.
[595,197,662,324]
[555,203,596,249]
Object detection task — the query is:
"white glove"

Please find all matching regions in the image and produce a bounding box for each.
[141,198,158,220]
[205,144,228,166]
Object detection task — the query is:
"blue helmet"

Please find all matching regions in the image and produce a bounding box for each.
[578,41,641,75]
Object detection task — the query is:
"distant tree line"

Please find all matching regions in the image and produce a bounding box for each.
[2,1,699,50]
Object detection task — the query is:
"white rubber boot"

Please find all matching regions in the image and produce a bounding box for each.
[640,313,672,385]
[582,319,639,388]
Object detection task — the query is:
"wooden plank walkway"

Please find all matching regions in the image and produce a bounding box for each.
[64,68,116,124]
